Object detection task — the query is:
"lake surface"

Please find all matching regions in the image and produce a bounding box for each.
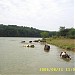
[0,37,75,75]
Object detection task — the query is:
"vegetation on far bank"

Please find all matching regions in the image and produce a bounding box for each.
[46,37,75,51]
[0,24,75,39]
[0,24,56,37]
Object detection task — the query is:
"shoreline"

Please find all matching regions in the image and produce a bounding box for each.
[46,37,75,51]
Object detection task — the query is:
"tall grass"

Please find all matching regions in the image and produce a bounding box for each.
[46,37,75,51]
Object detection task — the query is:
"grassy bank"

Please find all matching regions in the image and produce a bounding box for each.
[46,37,75,51]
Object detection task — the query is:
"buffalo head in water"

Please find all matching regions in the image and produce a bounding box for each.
[29,41,32,43]
[44,45,50,52]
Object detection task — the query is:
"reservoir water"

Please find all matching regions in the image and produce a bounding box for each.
[0,37,75,75]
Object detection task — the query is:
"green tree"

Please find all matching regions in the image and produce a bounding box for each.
[68,28,75,39]
[59,26,65,31]
[59,26,65,37]
[40,31,49,38]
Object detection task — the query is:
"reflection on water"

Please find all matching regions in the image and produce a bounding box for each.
[60,57,71,62]
[0,37,75,75]
[44,49,50,52]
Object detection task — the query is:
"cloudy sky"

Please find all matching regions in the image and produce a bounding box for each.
[0,0,74,31]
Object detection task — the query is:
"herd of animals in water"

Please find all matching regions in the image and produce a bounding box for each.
[21,39,71,62]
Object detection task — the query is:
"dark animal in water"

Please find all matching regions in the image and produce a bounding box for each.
[33,40,39,42]
[27,45,35,48]
[23,45,35,48]
[29,41,32,43]
[44,45,50,51]
[30,45,35,48]
[21,41,25,43]
[60,52,71,60]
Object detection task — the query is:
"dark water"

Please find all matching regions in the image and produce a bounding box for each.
[0,37,75,75]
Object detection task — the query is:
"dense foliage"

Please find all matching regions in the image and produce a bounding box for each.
[58,27,75,39]
[0,24,42,37]
[40,31,49,38]
[0,24,75,38]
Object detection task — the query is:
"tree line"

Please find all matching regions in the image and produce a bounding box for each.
[0,24,50,37]
[57,27,75,39]
[0,24,75,38]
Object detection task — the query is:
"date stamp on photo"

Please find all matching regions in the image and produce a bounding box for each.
[39,68,75,72]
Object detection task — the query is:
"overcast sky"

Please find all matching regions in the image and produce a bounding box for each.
[0,0,74,31]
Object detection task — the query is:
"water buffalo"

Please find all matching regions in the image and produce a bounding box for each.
[29,41,32,43]
[21,41,25,43]
[30,45,35,48]
[23,44,35,48]
[60,52,71,60]
[33,40,39,42]
[44,45,50,51]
